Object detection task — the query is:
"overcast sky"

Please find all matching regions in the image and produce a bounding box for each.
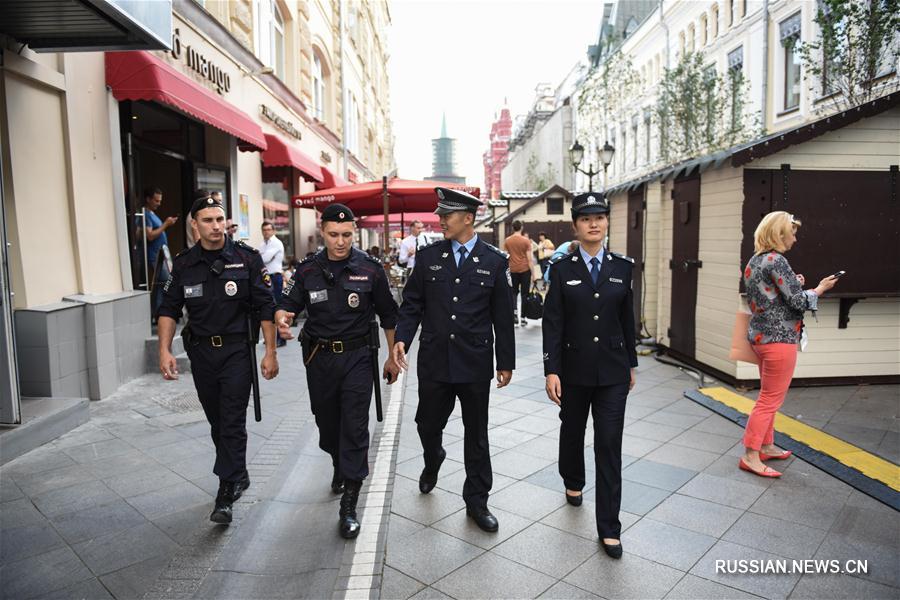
[387,0,605,189]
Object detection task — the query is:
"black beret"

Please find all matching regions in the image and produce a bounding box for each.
[571,192,609,218]
[321,203,355,222]
[434,187,482,215]
[190,195,225,218]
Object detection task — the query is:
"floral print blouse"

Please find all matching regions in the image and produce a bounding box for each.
[743,251,818,345]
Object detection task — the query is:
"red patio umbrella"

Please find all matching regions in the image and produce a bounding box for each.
[357,212,439,229]
[293,177,480,252]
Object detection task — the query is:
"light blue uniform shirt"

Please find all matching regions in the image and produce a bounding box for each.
[451,235,479,266]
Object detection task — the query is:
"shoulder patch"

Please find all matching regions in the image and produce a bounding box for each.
[610,252,635,264]
[234,240,259,254]
[483,243,509,259]
[298,254,317,265]
[363,253,383,266]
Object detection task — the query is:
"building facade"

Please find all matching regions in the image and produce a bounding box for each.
[0,0,395,447]
[482,106,512,200]
[576,0,900,384]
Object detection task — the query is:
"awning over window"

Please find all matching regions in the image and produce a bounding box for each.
[105,51,267,152]
[261,134,324,183]
[320,166,349,189]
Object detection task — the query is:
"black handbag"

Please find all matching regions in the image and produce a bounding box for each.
[522,284,544,320]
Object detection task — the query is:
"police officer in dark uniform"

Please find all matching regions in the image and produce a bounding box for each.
[392,187,515,533]
[542,192,638,559]
[275,203,399,539]
[158,194,279,525]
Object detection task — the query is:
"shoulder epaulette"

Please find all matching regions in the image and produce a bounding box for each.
[420,239,444,251]
[483,243,508,259]
[234,240,259,254]
[610,252,635,264]
[547,251,573,268]
[174,247,192,260]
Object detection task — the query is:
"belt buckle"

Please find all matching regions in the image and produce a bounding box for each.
[211,335,223,347]
[331,340,344,353]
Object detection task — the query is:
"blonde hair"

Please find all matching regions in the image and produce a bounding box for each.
[754,211,801,255]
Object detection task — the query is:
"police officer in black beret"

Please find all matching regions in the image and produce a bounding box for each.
[392,187,515,533]
[542,192,638,559]
[275,203,399,539]
[158,194,279,524]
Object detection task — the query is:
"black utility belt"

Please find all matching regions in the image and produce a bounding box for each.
[304,332,368,354]
[190,334,247,348]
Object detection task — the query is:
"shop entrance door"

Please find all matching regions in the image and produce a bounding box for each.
[0,156,19,423]
[627,185,645,337]
[669,175,701,359]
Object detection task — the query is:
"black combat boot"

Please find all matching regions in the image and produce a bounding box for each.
[210,482,235,524]
[331,465,345,494]
[338,479,362,539]
[232,472,251,501]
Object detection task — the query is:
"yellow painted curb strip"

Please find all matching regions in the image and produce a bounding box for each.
[699,386,900,492]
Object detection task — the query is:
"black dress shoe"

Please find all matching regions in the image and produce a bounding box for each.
[210,484,234,524]
[601,540,623,559]
[418,448,446,494]
[331,466,345,494]
[339,480,362,539]
[466,506,499,532]
[565,491,583,506]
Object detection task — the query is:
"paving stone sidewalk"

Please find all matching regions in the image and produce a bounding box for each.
[382,324,900,600]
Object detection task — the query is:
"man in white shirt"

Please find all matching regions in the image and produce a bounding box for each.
[259,221,286,346]
[398,220,426,271]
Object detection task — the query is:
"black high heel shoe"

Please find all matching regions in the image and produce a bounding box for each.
[565,490,583,506]
[601,540,623,559]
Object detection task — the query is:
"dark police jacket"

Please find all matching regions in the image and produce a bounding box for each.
[542,248,639,386]
[158,238,275,335]
[396,237,515,383]
[278,248,398,340]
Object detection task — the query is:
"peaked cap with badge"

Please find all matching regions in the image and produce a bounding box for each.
[570,192,610,218]
[433,187,482,215]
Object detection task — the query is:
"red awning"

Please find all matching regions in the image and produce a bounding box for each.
[261,134,323,183]
[293,178,481,216]
[105,51,267,152]
[357,212,439,228]
[319,166,349,189]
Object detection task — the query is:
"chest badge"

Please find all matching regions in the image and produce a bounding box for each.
[430,265,442,271]
[442,252,449,259]
[472,256,480,263]
[566,280,582,286]
[348,292,360,308]
[224,281,238,296]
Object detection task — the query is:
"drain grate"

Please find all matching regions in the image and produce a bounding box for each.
[153,390,203,413]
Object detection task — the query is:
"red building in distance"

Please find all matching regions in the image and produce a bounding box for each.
[482,105,512,200]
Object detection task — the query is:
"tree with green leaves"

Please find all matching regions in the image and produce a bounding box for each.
[577,49,641,145]
[523,153,558,191]
[793,0,900,112]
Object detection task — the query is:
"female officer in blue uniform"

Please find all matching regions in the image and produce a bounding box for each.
[542,192,638,559]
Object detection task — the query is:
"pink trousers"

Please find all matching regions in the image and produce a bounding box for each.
[743,343,798,450]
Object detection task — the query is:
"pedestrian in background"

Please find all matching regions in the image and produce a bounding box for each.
[739,212,838,478]
[276,203,399,539]
[259,221,286,347]
[139,187,177,320]
[393,187,515,533]
[537,232,555,272]
[542,193,637,559]
[502,220,532,326]
[398,219,426,271]
[158,193,279,525]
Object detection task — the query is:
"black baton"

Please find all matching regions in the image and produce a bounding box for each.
[247,312,262,422]
[369,320,383,422]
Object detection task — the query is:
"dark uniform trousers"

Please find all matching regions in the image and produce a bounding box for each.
[417,379,492,507]
[187,342,252,483]
[306,347,372,482]
[558,382,629,539]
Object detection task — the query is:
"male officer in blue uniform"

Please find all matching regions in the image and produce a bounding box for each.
[542,192,638,558]
[275,203,399,539]
[158,194,279,525]
[392,187,515,532]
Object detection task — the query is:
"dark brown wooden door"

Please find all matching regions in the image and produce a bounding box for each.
[627,186,645,337]
[669,175,701,358]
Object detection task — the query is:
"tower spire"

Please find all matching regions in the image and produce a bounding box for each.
[440,112,448,138]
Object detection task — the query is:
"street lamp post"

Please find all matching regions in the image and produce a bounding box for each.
[568,140,615,192]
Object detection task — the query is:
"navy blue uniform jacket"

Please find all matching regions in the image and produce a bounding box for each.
[542,249,639,386]
[396,237,515,383]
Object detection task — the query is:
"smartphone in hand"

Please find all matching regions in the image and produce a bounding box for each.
[831,270,846,279]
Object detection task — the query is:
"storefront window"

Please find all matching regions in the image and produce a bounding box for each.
[261,166,292,253]
[196,167,228,204]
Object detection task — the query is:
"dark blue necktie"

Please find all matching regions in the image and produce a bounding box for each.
[590,257,600,285]
[457,246,468,266]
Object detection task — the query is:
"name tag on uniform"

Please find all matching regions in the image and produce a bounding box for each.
[184,284,203,297]
[476,269,491,276]
[309,289,328,304]
[224,263,245,269]
[609,277,623,284]
[348,274,369,281]
[566,280,582,286]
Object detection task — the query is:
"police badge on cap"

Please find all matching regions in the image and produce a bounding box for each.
[571,192,610,218]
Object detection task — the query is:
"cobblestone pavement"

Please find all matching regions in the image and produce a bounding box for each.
[381,324,900,600]
[1,322,898,600]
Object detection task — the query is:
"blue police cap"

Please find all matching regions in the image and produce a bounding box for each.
[190,194,225,218]
[434,187,481,215]
[571,192,609,218]
[321,203,355,222]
